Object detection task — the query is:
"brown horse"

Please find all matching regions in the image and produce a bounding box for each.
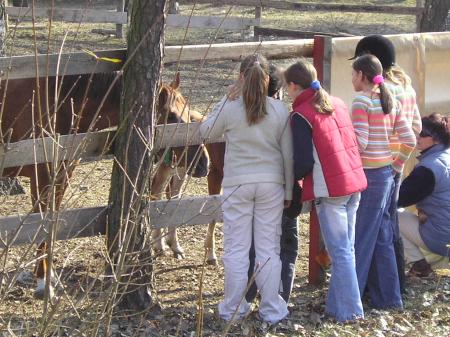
[1,73,121,298]
[1,72,224,298]
[151,73,224,265]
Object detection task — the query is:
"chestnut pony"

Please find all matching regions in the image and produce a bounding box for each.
[1,72,223,298]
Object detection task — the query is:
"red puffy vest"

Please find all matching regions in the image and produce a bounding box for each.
[292,89,367,201]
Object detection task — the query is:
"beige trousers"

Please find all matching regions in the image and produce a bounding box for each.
[398,211,427,264]
[399,211,450,270]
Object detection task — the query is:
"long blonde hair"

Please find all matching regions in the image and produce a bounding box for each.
[240,54,269,125]
[384,65,412,88]
[284,59,334,114]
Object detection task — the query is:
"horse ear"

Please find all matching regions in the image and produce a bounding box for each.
[158,86,169,107]
[170,72,180,90]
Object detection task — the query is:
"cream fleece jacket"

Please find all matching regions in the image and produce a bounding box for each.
[200,95,294,200]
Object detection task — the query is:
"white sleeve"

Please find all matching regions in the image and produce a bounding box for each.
[279,108,294,200]
[199,95,228,140]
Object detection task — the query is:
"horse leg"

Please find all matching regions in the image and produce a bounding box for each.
[31,162,73,298]
[205,143,225,265]
[165,169,186,259]
[151,163,173,255]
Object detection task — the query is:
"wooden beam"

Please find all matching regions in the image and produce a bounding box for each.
[154,122,224,149]
[188,0,424,15]
[167,14,259,30]
[5,6,128,24]
[0,49,125,80]
[0,39,313,79]
[0,122,226,168]
[0,206,108,248]
[0,195,223,248]
[254,26,353,39]
[0,129,116,168]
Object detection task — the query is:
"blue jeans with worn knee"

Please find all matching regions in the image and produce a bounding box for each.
[315,193,364,322]
[355,166,403,309]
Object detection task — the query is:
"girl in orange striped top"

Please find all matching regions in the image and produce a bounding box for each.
[351,54,416,310]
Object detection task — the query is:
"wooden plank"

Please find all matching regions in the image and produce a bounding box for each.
[189,0,424,15]
[167,14,259,30]
[254,26,353,39]
[0,206,108,248]
[0,122,227,168]
[5,6,128,24]
[0,49,125,80]
[116,0,125,38]
[1,129,116,168]
[164,38,313,62]
[150,194,222,229]
[0,195,223,248]
[0,39,313,79]
[154,122,224,149]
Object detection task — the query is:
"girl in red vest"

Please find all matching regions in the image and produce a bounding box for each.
[284,59,367,322]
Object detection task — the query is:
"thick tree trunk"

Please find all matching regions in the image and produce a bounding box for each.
[419,0,450,32]
[107,0,166,311]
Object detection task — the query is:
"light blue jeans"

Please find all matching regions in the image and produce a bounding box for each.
[314,193,364,322]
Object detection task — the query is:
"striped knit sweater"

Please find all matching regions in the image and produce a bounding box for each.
[387,83,422,158]
[351,93,416,172]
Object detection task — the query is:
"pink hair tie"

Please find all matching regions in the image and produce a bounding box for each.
[373,74,384,85]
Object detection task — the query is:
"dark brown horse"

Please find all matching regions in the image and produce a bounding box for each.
[1,72,224,298]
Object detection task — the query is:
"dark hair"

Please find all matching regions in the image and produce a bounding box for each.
[240,54,269,125]
[352,54,394,115]
[284,59,334,114]
[421,113,450,148]
[268,64,282,98]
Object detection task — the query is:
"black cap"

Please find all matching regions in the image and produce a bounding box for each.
[349,35,396,69]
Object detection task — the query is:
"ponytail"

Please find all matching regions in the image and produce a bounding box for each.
[353,54,394,114]
[385,65,411,88]
[284,59,334,115]
[240,54,269,125]
[378,82,394,115]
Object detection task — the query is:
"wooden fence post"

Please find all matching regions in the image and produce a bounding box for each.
[416,0,424,32]
[309,35,332,286]
[253,5,261,41]
[116,0,125,38]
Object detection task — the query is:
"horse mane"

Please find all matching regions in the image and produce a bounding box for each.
[59,72,122,106]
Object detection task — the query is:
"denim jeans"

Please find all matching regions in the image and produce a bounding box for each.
[246,214,298,303]
[389,172,406,293]
[315,193,364,322]
[355,166,403,309]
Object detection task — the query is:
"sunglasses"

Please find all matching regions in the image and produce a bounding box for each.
[419,130,432,138]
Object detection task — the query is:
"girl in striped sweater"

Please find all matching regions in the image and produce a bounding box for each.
[351,54,416,309]
[351,35,422,292]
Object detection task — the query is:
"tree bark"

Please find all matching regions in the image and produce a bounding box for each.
[107,0,166,312]
[419,0,450,32]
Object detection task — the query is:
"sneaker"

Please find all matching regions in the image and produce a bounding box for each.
[408,259,433,277]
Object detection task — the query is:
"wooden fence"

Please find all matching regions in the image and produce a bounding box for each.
[0,37,328,284]
[5,4,260,34]
[184,0,426,38]
[0,34,334,283]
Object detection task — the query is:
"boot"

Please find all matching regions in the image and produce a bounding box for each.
[408,258,432,277]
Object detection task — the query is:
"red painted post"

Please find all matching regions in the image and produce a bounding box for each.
[308,35,332,285]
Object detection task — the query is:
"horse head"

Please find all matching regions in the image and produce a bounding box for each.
[157,72,191,125]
